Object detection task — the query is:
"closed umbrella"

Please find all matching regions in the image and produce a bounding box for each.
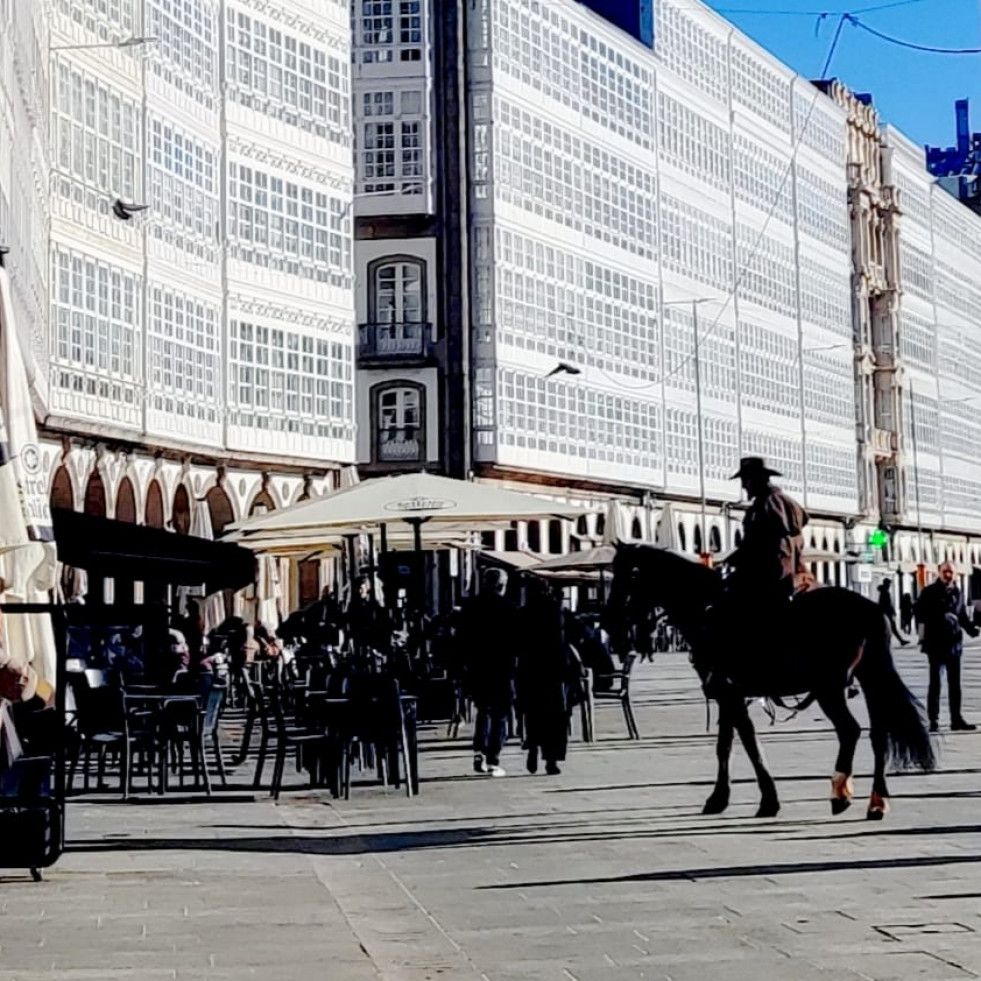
[655,503,680,551]
[188,498,227,634]
[0,265,57,697]
[603,500,632,545]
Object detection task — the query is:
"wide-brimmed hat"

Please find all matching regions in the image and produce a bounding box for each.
[730,456,781,480]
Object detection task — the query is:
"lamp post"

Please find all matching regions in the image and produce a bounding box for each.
[49,35,157,51]
[663,297,723,567]
[907,377,928,589]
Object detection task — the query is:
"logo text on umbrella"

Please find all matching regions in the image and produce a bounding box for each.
[384,497,456,513]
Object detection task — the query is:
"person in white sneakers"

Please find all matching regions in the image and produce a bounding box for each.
[458,568,519,777]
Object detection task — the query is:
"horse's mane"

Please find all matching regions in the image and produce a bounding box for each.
[626,543,720,596]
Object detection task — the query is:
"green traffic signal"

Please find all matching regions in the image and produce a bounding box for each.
[868,528,889,548]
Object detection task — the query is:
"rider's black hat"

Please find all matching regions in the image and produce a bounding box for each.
[730,456,781,480]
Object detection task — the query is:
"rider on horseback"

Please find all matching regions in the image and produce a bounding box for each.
[727,456,809,606]
[705,457,809,693]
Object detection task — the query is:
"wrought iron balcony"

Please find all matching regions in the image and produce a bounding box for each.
[358,322,433,363]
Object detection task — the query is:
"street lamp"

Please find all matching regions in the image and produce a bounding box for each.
[111,199,149,221]
[49,35,157,51]
[663,296,725,567]
[545,362,581,378]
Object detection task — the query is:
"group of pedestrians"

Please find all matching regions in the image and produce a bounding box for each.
[457,568,585,778]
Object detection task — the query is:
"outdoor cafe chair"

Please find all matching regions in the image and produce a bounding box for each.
[338,675,414,800]
[267,687,331,800]
[156,695,211,794]
[200,682,228,789]
[588,651,640,740]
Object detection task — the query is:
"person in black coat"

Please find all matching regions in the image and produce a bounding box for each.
[915,561,979,732]
[518,579,575,776]
[458,568,520,776]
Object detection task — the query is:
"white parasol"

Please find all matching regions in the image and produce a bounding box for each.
[227,472,588,546]
[603,499,632,545]
[187,498,228,634]
[0,265,57,698]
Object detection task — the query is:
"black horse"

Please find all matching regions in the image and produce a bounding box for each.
[606,544,934,820]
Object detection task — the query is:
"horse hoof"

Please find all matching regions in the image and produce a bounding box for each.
[702,796,729,815]
[831,797,852,816]
[756,801,780,818]
[867,793,889,820]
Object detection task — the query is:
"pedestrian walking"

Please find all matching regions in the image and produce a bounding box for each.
[458,568,520,777]
[877,581,908,645]
[900,591,914,635]
[518,580,576,776]
[915,561,979,732]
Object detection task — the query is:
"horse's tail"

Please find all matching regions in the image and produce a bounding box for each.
[855,614,935,772]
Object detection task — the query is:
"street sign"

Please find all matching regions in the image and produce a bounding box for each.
[856,565,872,583]
[861,550,875,563]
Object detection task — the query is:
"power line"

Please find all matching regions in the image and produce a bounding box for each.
[712,0,928,14]
[844,14,981,52]
[576,16,849,395]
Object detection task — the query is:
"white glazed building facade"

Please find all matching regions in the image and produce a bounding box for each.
[1,0,355,598]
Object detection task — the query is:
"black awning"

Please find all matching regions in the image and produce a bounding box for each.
[52,508,255,592]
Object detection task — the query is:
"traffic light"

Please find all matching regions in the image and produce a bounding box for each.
[868,528,889,549]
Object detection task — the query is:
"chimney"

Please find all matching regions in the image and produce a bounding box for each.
[956,99,970,156]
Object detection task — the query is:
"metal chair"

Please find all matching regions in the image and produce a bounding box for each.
[591,652,640,740]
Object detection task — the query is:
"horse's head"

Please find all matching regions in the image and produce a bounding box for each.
[605,542,660,653]
[606,542,720,652]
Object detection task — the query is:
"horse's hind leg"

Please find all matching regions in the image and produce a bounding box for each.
[703,701,734,815]
[731,699,780,818]
[864,698,891,821]
[816,688,862,816]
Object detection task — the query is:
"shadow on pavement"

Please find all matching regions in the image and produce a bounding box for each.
[482,852,981,888]
[67,812,877,858]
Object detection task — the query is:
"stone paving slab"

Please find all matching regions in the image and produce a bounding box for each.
[2,644,981,979]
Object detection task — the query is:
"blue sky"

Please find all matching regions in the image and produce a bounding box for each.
[704,0,981,149]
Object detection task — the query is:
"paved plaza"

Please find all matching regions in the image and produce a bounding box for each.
[3,646,981,980]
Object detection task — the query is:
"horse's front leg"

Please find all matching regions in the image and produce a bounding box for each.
[732,699,780,817]
[703,700,734,815]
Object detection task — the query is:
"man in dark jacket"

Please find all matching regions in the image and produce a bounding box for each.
[727,457,808,604]
[458,568,520,777]
[915,561,979,732]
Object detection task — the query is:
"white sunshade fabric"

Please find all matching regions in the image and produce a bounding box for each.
[227,472,588,547]
[530,545,615,575]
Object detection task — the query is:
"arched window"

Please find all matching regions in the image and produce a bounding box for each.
[548,520,563,554]
[576,515,589,537]
[503,527,518,551]
[116,477,137,523]
[365,257,427,356]
[50,466,74,512]
[526,521,541,553]
[373,382,425,463]
[631,516,643,540]
[480,531,496,550]
[372,258,425,323]
[172,485,191,534]
[677,524,687,553]
[734,529,743,547]
[693,525,703,556]
[250,489,275,517]
[709,526,722,554]
[146,481,165,528]
[207,486,235,534]
[84,472,106,517]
